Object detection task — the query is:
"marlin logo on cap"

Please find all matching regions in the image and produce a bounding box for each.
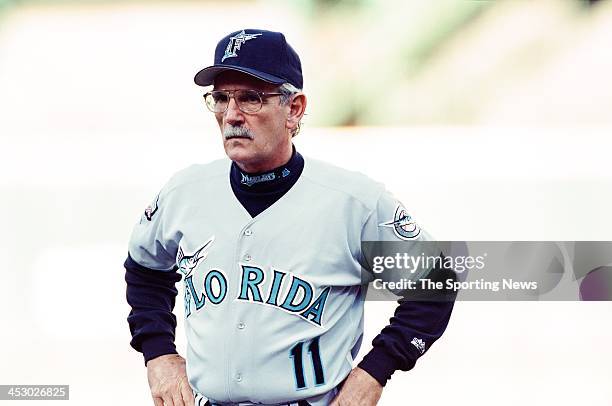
[222,30,262,62]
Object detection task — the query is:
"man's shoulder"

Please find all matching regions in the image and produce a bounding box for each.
[162,158,230,196]
[301,156,385,210]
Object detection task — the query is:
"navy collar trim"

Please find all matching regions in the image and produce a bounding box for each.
[230,146,304,193]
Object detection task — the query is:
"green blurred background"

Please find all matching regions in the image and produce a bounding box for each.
[1,0,610,129]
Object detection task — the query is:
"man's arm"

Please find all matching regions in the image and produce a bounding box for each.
[358,296,455,385]
[329,367,383,406]
[125,255,194,406]
[335,188,457,404]
[332,296,455,406]
[146,354,193,406]
[125,254,181,362]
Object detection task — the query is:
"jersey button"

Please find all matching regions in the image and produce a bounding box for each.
[244,254,252,261]
[244,229,252,236]
[235,373,242,382]
[237,322,246,330]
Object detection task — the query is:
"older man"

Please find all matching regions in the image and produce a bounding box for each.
[125,29,454,406]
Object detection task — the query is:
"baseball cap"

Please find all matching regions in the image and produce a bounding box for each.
[194,29,303,89]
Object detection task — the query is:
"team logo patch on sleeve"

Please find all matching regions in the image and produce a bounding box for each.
[144,194,160,221]
[379,205,421,240]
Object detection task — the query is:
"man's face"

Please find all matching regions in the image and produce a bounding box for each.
[213,71,291,173]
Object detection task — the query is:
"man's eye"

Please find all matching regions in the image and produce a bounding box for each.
[238,92,261,104]
[213,94,229,103]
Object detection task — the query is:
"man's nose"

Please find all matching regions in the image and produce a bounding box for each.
[224,97,244,125]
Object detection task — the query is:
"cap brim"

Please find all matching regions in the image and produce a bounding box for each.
[194,65,286,87]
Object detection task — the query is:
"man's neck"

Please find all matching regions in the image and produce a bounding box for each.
[235,145,293,174]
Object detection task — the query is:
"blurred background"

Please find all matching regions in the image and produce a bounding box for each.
[1,0,611,405]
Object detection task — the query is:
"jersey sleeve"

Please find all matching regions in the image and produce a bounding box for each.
[361,189,429,243]
[358,190,456,386]
[127,185,179,271]
[360,189,438,284]
[125,183,182,364]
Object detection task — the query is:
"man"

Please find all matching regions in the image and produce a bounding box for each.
[125,29,455,406]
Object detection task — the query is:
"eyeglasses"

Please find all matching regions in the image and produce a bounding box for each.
[203,89,283,114]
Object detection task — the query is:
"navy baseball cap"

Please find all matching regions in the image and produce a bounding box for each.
[194,29,303,89]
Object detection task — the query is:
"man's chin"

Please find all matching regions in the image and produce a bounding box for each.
[224,137,253,149]
[224,144,254,163]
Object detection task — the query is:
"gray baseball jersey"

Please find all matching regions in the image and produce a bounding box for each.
[128,157,432,405]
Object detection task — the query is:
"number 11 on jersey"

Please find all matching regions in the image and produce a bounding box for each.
[289,337,325,390]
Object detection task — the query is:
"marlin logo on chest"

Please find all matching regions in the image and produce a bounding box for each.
[177,237,214,276]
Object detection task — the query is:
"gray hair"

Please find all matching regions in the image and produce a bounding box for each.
[278,82,301,104]
[278,82,303,137]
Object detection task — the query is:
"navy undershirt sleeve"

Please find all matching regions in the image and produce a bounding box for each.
[358,300,455,386]
[358,259,457,386]
[125,254,181,365]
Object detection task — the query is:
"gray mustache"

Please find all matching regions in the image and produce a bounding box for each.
[224,126,254,140]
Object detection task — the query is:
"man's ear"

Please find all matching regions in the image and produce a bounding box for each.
[286,93,307,133]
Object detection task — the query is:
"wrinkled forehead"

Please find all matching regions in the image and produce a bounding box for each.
[213,70,279,91]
